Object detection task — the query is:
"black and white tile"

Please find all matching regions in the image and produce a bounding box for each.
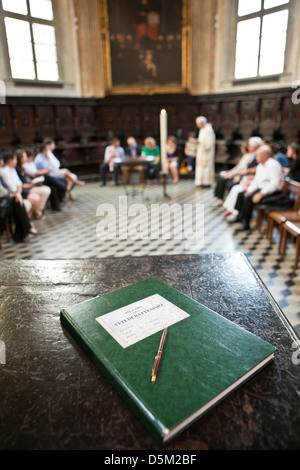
[1,179,299,337]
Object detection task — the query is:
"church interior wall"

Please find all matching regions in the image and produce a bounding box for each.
[0,0,299,175]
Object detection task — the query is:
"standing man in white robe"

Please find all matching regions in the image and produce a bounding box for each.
[195,116,216,187]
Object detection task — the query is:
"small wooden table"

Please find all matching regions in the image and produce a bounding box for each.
[118,156,156,198]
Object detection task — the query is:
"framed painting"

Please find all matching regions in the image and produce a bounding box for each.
[100,0,191,94]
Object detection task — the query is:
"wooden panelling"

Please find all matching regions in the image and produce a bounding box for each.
[280,96,300,142]
[0,88,299,175]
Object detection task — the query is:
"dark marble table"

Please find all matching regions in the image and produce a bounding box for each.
[0,253,299,450]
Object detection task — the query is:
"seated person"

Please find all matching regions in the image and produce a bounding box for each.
[100,138,125,186]
[0,177,31,243]
[122,136,144,185]
[125,136,142,157]
[231,145,285,231]
[214,137,263,206]
[223,168,256,221]
[0,177,11,218]
[44,138,85,200]
[184,132,198,173]
[273,141,290,169]
[284,142,300,182]
[16,149,51,220]
[1,152,32,215]
[222,139,264,220]
[141,137,161,181]
[32,146,68,211]
[1,152,37,241]
[166,135,179,184]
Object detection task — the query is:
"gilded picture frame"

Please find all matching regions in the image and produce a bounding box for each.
[100,0,191,95]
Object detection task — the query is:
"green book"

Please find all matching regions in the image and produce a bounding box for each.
[60,277,276,446]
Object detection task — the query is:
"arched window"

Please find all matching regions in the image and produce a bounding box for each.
[0,0,59,82]
[234,0,290,80]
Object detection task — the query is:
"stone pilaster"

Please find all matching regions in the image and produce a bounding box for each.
[190,0,218,95]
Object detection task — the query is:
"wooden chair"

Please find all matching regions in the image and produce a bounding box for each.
[266,179,300,247]
[280,221,300,270]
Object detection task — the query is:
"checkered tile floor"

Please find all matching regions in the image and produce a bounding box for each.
[1,178,299,337]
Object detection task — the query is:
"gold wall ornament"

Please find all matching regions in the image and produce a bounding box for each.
[99,0,192,95]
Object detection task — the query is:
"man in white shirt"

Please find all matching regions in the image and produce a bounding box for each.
[235,145,285,231]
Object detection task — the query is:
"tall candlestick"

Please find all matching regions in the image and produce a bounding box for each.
[160,109,168,175]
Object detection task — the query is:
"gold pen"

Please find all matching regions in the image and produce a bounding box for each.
[151,328,168,384]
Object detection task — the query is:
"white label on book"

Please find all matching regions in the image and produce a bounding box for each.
[95,294,190,348]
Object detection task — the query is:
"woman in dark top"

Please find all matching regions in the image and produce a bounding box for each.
[285,142,300,182]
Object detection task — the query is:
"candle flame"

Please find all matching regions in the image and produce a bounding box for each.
[161,109,167,115]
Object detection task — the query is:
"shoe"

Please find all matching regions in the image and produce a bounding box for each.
[29,227,38,235]
[100,183,106,186]
[235,223,250,232]
[223,210,231,217]
[227,216,242,224]
[213,199,223,207]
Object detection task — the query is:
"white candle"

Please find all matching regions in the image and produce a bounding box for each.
[160,109,168,174]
